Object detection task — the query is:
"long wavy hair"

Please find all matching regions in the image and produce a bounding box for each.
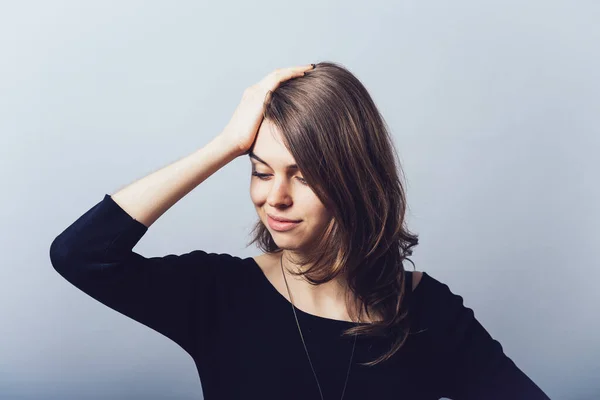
[245,61,420,366]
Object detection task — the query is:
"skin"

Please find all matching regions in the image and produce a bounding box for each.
[249,120,356,321]
[249,119,422,323]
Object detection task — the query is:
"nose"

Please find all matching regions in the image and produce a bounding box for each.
[266,177,293,208]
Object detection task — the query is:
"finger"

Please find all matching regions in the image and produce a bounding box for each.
[272,64,315,77]
[259,64,315,90]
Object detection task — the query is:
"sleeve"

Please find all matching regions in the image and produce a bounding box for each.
[430,279,551,400]
[49,194,228,356]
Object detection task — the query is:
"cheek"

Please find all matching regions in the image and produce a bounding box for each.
[302,201,330,223]
[312,209,331,225]
[306,198,332,222]
[249,184,265,204]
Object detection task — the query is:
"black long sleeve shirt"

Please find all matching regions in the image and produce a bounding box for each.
[49,194,551,399]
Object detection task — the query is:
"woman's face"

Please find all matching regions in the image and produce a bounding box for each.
[249,120,332,251]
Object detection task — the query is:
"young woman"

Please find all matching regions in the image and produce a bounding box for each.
[50,62,550,399]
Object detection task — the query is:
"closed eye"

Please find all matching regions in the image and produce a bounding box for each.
[252,172,307,185]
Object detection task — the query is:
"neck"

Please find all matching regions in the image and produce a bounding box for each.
[280,250,347,288]
[279,251,361,321]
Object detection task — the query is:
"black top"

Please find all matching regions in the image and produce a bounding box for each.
[49,194,550,400]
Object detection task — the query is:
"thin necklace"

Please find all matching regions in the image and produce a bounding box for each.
[280,253,359,400]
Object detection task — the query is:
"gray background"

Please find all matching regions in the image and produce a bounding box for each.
[2,1,598,399]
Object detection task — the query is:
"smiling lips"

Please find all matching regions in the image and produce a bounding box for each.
[267,215,302,231]
[267,214,301,222]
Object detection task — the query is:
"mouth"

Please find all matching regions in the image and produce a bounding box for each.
[267,214,301,223]
[267,215,302,232]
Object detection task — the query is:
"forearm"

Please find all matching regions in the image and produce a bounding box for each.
[111,134,240,228]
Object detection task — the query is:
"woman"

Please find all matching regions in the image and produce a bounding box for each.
[50,62,550,399]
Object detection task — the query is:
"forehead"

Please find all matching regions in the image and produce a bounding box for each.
[250,121,298,170]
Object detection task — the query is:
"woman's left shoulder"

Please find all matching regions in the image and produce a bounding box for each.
[406,271,465,315]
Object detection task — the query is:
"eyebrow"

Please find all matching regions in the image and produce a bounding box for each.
[248,151,298,170]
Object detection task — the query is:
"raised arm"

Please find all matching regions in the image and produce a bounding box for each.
[49,64,315,354]
[108,64,314,228]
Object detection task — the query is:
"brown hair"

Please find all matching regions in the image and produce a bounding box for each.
[245,61,420,366]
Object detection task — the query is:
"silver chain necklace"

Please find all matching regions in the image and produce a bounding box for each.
[280,253,359,400]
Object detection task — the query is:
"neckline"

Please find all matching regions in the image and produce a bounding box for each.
[244,256,420,327]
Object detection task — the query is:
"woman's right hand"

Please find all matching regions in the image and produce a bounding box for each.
[218,64,316,156]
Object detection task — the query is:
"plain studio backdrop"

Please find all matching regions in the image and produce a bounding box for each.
[1,1,598,399]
